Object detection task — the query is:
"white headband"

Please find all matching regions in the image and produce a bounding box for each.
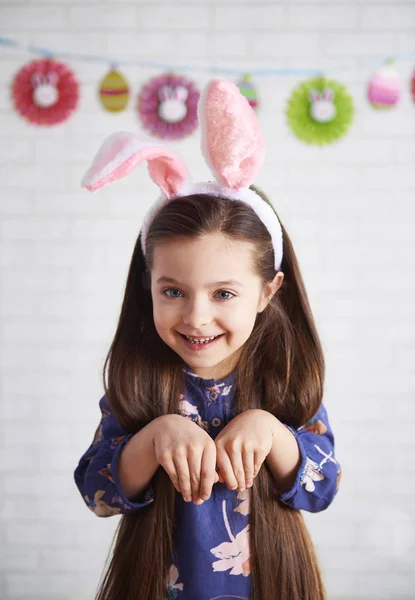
[81,80,283,271]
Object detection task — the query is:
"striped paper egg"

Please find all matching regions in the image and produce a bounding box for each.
[368,64,401,109]
[236,74,259,111]
[99,69,130,112]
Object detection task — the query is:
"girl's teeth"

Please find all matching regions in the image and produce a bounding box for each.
[185,335,218,344]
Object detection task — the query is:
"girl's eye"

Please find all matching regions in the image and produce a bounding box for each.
[162,288,235,301]
[163,288,183,299]
[216,290,234,300]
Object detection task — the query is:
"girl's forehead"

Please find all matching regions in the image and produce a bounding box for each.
[151,233,258,279]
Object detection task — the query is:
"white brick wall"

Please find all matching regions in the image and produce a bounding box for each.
[0,1,414,599]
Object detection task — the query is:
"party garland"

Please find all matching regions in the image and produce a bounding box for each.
[2,37,415,145]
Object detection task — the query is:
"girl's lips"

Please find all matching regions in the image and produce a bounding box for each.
[178,333,224,351]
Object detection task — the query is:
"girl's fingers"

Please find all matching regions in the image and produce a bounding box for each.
[228,448,246,492]
[187,450,202,503]
[216,448,239,491]
[173,455,192,502]
[242,445,255,488]
[198,444,216,502]
[162,459,182,494]
[253,449,267,478]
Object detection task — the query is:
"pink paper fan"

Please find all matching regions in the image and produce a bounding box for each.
[12,58,79,126]
[137,73,200,140]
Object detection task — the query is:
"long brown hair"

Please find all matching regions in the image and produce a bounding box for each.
[97,188,326,599]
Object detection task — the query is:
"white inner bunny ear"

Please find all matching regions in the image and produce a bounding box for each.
[81,131,189,198]
[199,80,265,190]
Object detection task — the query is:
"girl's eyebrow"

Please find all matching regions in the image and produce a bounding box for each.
[156,276,244,288]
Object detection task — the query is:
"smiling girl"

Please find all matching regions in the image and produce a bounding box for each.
[74,80,341,600]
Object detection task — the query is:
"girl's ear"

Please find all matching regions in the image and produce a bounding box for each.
[81,131,189,199]
[199,80,265,190]
[257,272,284,313]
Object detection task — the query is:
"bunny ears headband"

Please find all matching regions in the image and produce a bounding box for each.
[81,80,283,271]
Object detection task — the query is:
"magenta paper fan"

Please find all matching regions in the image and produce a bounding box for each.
[137,73,200,140]
[12,58,79,126]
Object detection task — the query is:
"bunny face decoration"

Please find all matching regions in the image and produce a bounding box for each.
[287,76,354,145]
[309,88,337,123]
[158,85,189,123]
[32,72,59,108]
[82,79,283,271]
[137,73,200,140]
[12,58,79,126]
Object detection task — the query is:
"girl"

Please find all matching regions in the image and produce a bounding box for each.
[74,80,341,600]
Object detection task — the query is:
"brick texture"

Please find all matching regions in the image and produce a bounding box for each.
[0,1,414,599]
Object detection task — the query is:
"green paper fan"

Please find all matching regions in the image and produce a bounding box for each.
[286,77,354,145]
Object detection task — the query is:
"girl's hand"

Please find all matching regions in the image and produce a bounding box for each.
[215,409,278,492]
[152,414,219,504]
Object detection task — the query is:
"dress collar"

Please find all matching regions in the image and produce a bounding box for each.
[181,363,236,389]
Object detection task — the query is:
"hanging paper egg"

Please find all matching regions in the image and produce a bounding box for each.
[236,74,259,111]
[411,68,415,104]
[99,68,130,113]
[286,77,354,145]
[11,58,79,126]
[367,63,401,109]
[137,73,200,140]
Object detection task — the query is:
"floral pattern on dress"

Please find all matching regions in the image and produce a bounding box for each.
[234,489,251,516]
[166,565,184,598]
[84,490,121,517]
[211,500,251,577]
[98,463,114,483]
[300,443,339,492]
[177,398,209,431]
[298,418,327,435]
[300,457,325,492]
[74,369,341,598]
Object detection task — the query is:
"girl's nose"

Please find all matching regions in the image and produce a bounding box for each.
[181,298,211,329]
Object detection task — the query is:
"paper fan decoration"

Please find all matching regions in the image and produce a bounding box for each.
[286,77,354,145]
[236,74,259,111]
[12,58,79,126]
[137,73,200,140]
[99,67,130,113]
[368,62,401,109]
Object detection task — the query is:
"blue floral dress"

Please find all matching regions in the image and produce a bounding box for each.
[74,365,341,600]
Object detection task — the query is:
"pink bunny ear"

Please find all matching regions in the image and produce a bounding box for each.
[174,85,189,102]
[199,80,265,189]
[322,88,334,101]
[81,131,189,198]
[309,89,321,102]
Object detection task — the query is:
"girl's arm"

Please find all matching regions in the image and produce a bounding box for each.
[266,403,341,513]
[74,396,157,517]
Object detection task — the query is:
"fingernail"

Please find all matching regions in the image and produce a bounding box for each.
[195,499,204,505]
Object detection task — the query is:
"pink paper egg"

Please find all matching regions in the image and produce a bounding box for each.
[368,64,401,109]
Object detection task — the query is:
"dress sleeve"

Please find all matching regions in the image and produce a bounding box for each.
[74,395,155,517]
[276,403,342,513]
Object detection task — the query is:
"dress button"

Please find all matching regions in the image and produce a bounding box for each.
[211,417,221,427]
[209,391,219,401]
